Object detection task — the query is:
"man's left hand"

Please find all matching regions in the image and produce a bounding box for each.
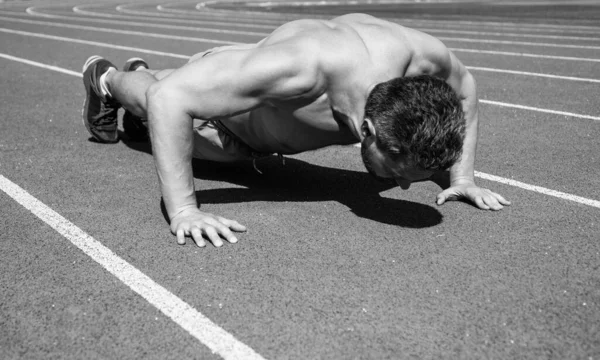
[436,181,510,210]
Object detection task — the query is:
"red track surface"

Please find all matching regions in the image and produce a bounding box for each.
[1,0,599,358]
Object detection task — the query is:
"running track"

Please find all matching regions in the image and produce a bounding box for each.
[0,0,599,358]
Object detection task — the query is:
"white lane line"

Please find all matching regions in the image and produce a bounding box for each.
[0,29,191,59]
[474,172,600,209]
[72,5,275,30]
[76,6,600,43]
[245,0,600,8]
[421,28,600,42]
[41,5,600,43]
[9,9,599,63]
[0,175,266,360]
[400,17,600,31]
[23,7,270,36]
[397,17,600,34]
[450,48,600,63]
[119,4,283,24]
[467,66,600,83]
[4,25,597,87]
[479,99,600,121]
[15,8,600,51]
[0,52,82,77]
[348,144,600,209]
[2,16,598,70]
[438,36,600,50]
[194,6,600,32]
[0,15,242,45]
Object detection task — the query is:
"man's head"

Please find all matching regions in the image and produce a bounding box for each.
[361,75,466,189]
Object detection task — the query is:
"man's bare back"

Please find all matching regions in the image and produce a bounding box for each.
[82,13,509,247]
[191,13,451,155]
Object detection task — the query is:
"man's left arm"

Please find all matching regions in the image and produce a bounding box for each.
[435,51,510,210]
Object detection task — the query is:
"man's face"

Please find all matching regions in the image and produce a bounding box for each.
[360,137,434,190]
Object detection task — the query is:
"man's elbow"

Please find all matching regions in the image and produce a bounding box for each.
[145,82,171,113]
[145,82,190,125]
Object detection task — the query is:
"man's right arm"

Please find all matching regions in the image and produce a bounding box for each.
[145,45,320,247]
[146,81,245,248]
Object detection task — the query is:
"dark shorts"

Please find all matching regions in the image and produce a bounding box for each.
[192,119,271,162]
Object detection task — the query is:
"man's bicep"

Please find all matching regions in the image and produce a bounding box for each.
[156,47,318,119]
[229,43,320,108]
[153,52,264,119]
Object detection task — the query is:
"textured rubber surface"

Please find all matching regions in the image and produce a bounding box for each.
[1,0,599,359]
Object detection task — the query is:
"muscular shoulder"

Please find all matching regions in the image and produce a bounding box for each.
[403,28,453,78]
[331,15,453,78]
[244,38,325,100]
[254,22,370,91]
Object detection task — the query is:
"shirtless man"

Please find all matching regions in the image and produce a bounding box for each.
[82,13,509,248]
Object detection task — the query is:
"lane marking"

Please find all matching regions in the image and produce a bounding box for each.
[0,175,266,360]
[11,8,600,51]
[3,12,599,69]
[350,145,600,209]
[40,5,600,43]
[0,15,243,45]
[423,27,600,42]
[474,171,600,209]
[450,48,600,63]
[72,5,275,30]
[0,28,191,59]
[438,36,600,50]
[246,0,600,8]
[2,53,598,211]
[396,17,600,34]
[479,99,600,121]
[0,52,82,77]
[207,2,600,31]
[191,6,600,32]
[23,7,271,36]
[9,10,599,63]
[466,66,600,83]
[4,25,598,87]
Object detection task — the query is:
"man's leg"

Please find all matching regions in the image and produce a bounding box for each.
[116,58,175,141]
[81,55,175,143]
[105,70,157,119]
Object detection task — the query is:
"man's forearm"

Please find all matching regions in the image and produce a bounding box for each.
[450,73,479,185]
[147,86,197,220]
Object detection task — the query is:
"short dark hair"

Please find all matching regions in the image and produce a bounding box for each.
[365,75,466,171]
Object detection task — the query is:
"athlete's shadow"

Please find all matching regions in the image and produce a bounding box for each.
[122,138,446,228]
[190,157,448,228]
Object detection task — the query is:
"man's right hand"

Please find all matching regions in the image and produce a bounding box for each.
[170,207,247,247]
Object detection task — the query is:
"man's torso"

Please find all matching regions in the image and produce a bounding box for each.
[197,14,447,155]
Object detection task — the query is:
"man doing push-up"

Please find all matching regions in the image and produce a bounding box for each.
[81,13,509,248]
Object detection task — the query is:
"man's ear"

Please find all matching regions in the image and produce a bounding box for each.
[362,118,377,138]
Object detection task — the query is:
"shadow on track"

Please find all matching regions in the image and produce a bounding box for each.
[123,137,445,228]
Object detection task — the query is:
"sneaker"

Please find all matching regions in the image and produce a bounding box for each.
[123,57,148,73]
[122,57,149,141]
[82,55,120,143]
